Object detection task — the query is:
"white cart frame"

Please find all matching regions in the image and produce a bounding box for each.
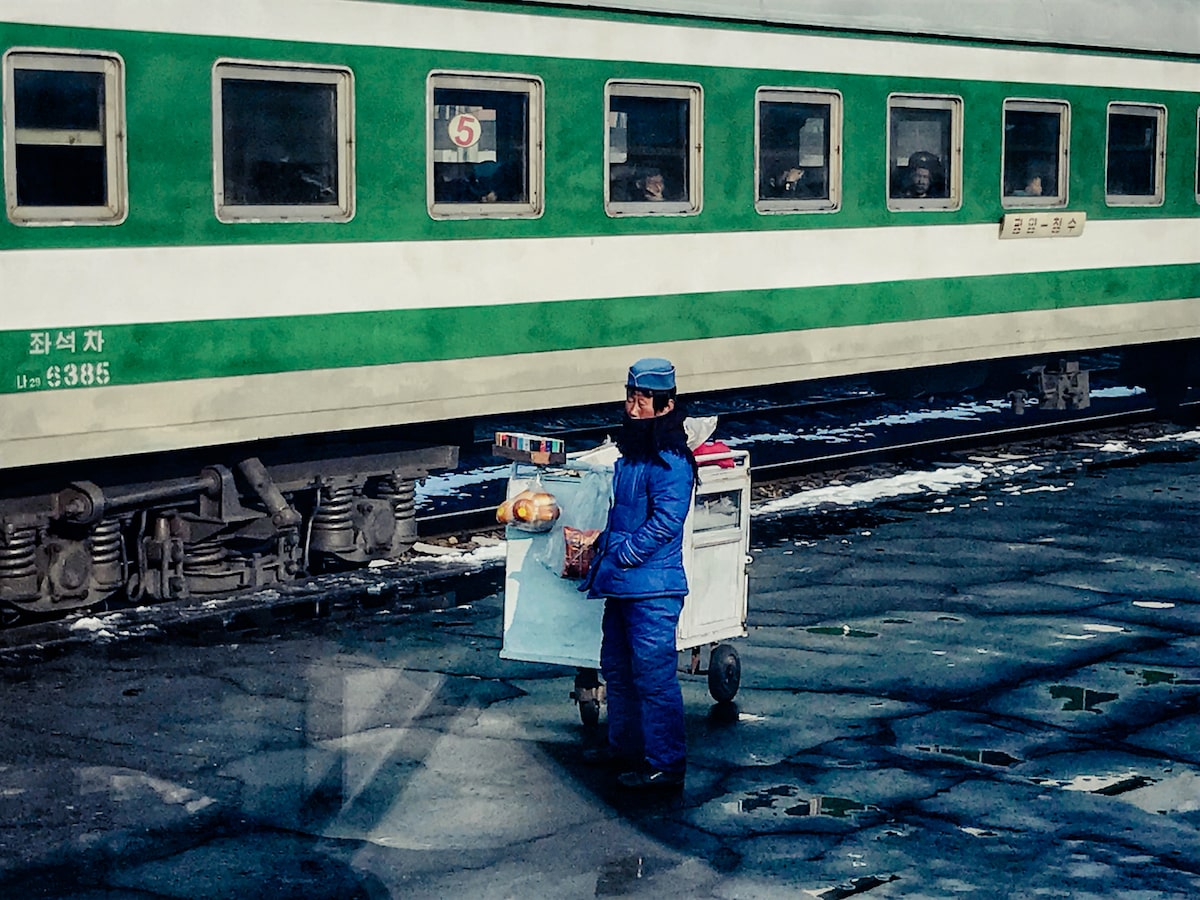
[500,448,751,719]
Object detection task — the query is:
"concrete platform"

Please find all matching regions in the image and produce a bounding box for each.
[1,437,1199,898]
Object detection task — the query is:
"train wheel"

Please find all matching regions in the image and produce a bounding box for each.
[707,644,741,703]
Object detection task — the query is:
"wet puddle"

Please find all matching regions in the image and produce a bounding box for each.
[1120,771,1200,814]
[788,796,869,818]
[1125,668,1200,686]
[1036,768,1200,814]
[1047,669,1200,713]
[1091,774,1158,796]
[960,826,1000,838]
[1048,684,1119,713]
[1031,768,1200,815]
[1038,771,1161,799]
[806,874,900,898]
[806,626,879,639]
[1137,669,1177,686]
[916,745,1022,767]
[734,784,877,819]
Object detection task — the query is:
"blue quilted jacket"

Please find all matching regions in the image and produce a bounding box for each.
[585,449,694,600]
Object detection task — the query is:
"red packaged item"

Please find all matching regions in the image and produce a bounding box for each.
[562,527,601,578]
[694,440,735,468]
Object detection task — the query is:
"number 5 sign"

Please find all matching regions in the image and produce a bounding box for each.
[448,113,482,149]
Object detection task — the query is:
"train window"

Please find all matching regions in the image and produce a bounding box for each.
[887,94,962,212]
[755,88,842,214]
[605,80,702,216]
[3,49,126,225]
[213,60,354,223]
[1002,100,1069,208]
[428,73,542,219]
[1105,102,1166,206]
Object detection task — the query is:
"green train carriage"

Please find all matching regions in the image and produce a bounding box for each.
[1,0,1198,613]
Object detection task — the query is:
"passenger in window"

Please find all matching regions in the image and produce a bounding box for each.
[436,160,506,203]
[633,167,667,202]
[768,166,822,198]
[1013,173,1044,197]
[904,164,932,198]
[469,161,502,203]
[899,151,945,199]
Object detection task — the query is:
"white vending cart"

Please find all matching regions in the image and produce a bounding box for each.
[500,445,751,724]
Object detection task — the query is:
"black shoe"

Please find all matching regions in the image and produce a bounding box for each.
[616,769,684,790]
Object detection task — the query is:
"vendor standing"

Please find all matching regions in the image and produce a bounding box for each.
[584,357,698,790]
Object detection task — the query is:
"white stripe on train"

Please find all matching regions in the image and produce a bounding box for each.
[2,218,1199,330]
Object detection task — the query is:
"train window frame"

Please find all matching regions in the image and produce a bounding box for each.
[1104,101,1166,207]
[212,59,355,224]
[2,48,127,226]
[886,93,962,212]
[426,71,543,220]
[605,79,702,217]
[754,87,842,215]
[1001,99,1069,209]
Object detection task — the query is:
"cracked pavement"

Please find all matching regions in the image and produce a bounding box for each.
[1,447,1199,898]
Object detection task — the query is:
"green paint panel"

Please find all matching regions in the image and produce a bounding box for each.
[5,263,1197,395]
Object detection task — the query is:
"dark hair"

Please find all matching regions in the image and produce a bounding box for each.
[908,151,941,173]
[617,396,699,483]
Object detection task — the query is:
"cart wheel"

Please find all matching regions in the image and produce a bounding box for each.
[578,697,601,727]
[708,644,741,703]
[572,669,604,727]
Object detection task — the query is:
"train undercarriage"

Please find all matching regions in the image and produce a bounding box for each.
[0,440,456,620]
[869,339,1199,412]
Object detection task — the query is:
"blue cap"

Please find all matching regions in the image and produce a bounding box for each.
[627,357,676,392]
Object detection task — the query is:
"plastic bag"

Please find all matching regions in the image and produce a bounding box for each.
[496,479,560,533]
[572,438,620,469]
[684,415,718,450]
[532,468,612,578]
[562,527,601,578]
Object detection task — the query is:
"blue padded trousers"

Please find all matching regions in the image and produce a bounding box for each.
[600,594,686,775]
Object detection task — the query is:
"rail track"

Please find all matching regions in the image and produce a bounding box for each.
[417,395,1199,541]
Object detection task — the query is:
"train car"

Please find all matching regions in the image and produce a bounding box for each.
[2,0,1198,614]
